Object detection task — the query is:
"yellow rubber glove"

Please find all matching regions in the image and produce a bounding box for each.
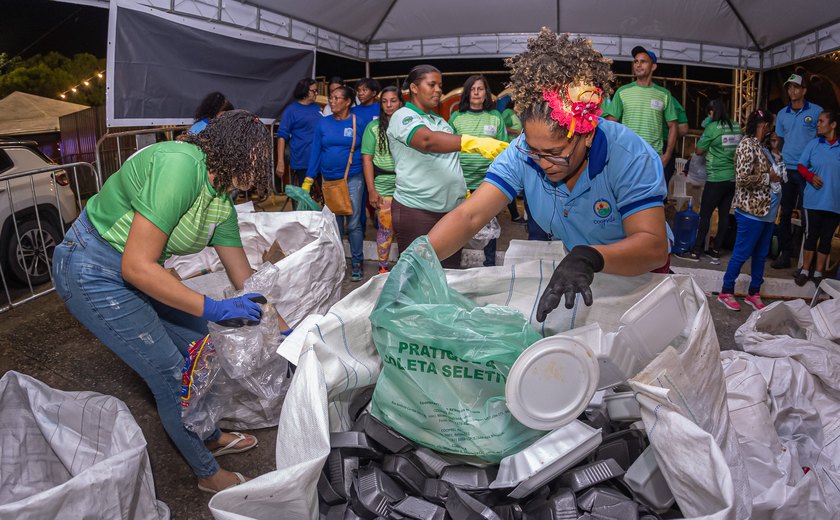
[301,177,314,193]
[460,135,509,160]
[465,189,472,199]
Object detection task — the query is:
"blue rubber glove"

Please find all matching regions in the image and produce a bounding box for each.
[202,293,265,325]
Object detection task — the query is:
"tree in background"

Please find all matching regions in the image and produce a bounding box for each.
[0,52,105,106]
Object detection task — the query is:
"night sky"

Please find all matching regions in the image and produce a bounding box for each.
[4,0,108,59]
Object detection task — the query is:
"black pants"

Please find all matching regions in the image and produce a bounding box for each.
[778,168,806,254]
[524,198,550,241]
[663,154,676,193]
[507,200,521,220]
[804,209,840,254]
[290,168,308,186]
[693,180,735,253]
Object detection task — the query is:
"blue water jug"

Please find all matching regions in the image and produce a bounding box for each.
[672,203,699,254]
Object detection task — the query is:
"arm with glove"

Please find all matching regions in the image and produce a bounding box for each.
[408,126,508,159]
[536,207,668,321]
[121,212,266,325]
[301,121,323,193]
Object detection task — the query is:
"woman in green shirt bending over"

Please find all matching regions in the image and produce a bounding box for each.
[53,110,272,494]
[449,75,508,265]
[362,86,403,274]
[680,98,742,263]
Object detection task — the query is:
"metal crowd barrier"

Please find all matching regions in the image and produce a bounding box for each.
[94,127,187,185]
[0,162,98,314]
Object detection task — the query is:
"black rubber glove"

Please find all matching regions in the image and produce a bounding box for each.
[536,245,604,322]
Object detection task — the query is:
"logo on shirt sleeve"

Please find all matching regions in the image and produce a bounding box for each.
[402,116,414,125]
[593,199,612,218]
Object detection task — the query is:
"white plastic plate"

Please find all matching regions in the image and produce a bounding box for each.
[505,335,600,431]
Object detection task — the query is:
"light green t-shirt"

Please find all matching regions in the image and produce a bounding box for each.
[501,108,522,141]
[361,119,396,197]
[85,141,241,262]
[449,109,508,190]
[605,82,678,154]
[696,120,742,182]
[387,102,466,213]
[662,94,688,144]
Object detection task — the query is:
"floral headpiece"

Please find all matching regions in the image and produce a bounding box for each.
[543,85,603,138]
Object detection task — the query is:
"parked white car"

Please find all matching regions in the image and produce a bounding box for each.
[0,140,80,285]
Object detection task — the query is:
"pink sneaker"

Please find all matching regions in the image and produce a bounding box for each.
[717,293,741,311]
[744,293,765,310]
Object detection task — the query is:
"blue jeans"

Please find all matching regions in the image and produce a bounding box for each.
[53,211,221,478]
[722,212,775,295]
[335,174,365,266]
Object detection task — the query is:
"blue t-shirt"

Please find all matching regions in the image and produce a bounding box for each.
[306,114,364,181]
[188,118,209,134]
[484,119,668,250]
[351,103,380,132]
[276,102,323,170]
[776,101,822,167]
[799,137,840,213]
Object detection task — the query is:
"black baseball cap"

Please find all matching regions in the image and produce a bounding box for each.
[631,46,657,64]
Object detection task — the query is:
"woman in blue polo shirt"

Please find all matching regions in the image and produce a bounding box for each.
[275,78,323,188]
[302,86,366,281]
[428,29,670,322]
[795,110,840,287]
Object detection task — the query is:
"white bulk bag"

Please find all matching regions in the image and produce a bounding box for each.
[209,260,739,520]
[0,371,168,520]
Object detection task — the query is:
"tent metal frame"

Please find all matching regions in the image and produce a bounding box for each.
[57,0,840,71]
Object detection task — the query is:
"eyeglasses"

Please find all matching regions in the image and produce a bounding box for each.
[308,88,318,94]
[515,136,580,166]
[328,96,347,102]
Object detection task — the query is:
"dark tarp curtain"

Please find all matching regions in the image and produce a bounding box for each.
[112,6,313,123]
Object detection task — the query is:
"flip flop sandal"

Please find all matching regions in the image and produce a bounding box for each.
[210,432,259,457]
[197,471,247,494]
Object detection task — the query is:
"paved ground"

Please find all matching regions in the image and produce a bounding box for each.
[0,196,815,519]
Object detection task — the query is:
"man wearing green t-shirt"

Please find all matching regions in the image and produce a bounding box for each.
[605,46,678,167]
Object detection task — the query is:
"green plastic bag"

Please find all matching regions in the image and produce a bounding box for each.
[284,185,321,211]
[369,236,545,462]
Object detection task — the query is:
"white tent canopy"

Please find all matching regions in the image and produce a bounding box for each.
[61,0,840,69]
[55,0,840,125]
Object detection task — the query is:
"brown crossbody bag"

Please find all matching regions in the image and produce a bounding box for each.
[321,114,356,216]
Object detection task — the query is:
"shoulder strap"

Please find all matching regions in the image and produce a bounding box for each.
[344,115,356,181]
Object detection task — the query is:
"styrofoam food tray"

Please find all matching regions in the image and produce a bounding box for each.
[490,420,602,499]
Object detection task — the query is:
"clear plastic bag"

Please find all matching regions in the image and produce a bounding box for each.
[184,262,293,436]
[181,335,222,437]
[212,263,285,380]
[467,216,501,249]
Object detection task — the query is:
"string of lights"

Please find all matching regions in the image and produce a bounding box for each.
[59,70,105,99]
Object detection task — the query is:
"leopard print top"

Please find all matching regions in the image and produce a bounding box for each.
[733,136,781,217]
